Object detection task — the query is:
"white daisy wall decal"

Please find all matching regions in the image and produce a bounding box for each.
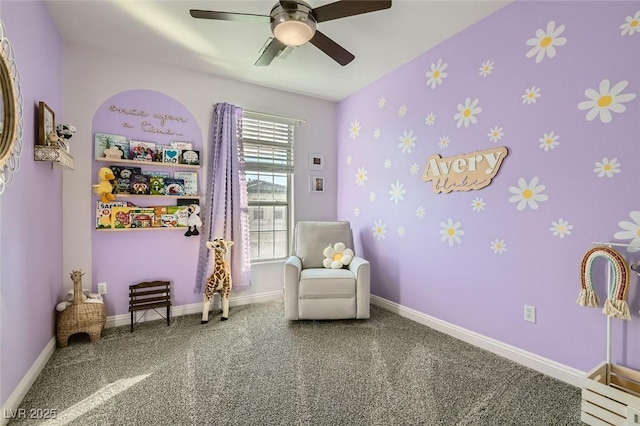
[355,167,368,186]
[526,21,567,63]
[372,220,387,240]
[388,180,406,204]
[522,86,541,104]
[383,159,392,170]
[349,120,361,139]
[471,197,485,212]
[425,113,436,126]
[479,60,494,76]
[454,98,482,128]
[354,207,360,216]
[620,11,640,36]
[550,219,573,238]
[439,135,450,149]
[426,59,448,89]
[594,157,621,177]
[369,192,376,202]
[398,130,417,154]
[488,126,503,143]
[613,211,640,252]
[490,239,507,254]
[440,219,464,246]
[378,97,386,108]
[397,226,406,237]
[508,177,548,211]
[346,156,352,165]
[409,163,419,175]
[373,129,381,139]
[577,79,636,123]
[539,132,559,151]
[416,206,426,219]
[398,104,408,117]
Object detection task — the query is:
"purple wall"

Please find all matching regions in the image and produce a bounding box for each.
[337,1,640,372]
[0,1,64,407]
[92,89,204,316]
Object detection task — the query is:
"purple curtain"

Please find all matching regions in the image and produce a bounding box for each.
[194,103,251,293]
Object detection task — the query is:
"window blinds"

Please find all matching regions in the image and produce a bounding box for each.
[241,113,294,173]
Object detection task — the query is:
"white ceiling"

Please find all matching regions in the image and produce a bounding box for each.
[46,0,512,102]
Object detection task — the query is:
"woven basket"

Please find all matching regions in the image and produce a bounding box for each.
[56,271,106,348]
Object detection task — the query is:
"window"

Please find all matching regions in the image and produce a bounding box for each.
[241,112,294,261]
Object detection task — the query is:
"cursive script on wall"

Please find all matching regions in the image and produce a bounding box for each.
[153,113,188,126]
[108,104,186,136]
[109,104,149,117]
[422,146,508,194]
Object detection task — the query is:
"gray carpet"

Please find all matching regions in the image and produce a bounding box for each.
[11,301,581,425]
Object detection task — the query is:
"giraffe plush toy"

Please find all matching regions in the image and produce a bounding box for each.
[201,238,234,323]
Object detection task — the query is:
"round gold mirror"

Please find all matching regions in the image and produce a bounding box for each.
[0,20,24,195]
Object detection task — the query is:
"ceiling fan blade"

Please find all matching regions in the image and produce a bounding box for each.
[279,0,298,10]
[190,9,270,24]
[309,30,354,66]
[312,0,391,23]
[254,38,287,66]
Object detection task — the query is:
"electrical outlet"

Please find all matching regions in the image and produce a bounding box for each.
[524,305,536,323]
[98,282,107,295]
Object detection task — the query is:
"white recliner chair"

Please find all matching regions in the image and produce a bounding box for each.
[284,221,370,320]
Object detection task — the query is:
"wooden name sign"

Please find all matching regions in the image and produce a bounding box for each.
[422,147,508,194]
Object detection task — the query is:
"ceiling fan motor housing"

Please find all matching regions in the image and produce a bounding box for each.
[270,1,317,46]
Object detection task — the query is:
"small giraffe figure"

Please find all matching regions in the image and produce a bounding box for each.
[201,238,234,323]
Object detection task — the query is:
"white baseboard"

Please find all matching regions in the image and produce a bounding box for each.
[370,295,585,387]
[106,289,283,329]
[1,337,56,426]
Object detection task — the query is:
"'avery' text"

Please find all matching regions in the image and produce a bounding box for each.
[422,147,508,193]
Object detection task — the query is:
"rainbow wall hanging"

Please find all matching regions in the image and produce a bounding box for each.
[577,246,631,320]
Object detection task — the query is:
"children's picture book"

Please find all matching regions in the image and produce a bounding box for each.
[111,206,134,229]
[170,141,193,151]
[151,206,169,227]
[96,201,127,229]
[130,174,150,194]
[153,145,171,162]
[95,133,129,160]
[167,206,189,227]
[162,147,180,164]
[129,140,156,162]
[110,166,142,194]
[179,149,200,165]
[177,198,199,206]
[149,177,165,195]
[142,170,171,178]
[164,178,185,196]
[173,171,198,196]
[129,208,155,228]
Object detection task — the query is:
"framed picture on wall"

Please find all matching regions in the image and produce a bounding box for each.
[309,153,324,171]
[38,101,55,146]
[310,175,325,193]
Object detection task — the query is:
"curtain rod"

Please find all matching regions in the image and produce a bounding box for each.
[244,109,306,124]
[213,104,306,124]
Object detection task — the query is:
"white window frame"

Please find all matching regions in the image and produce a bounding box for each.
[241,111,294,262]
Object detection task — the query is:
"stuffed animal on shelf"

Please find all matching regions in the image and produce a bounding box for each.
[93,167,116,203]
[56,123,76,141]
[185,204,202,237]
[201,238,233,323]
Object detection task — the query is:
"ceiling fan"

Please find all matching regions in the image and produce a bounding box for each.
[190,0,392,67]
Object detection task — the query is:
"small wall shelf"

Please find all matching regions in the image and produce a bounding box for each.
[96,227,188,232]
[114,194,199,199]
[96,157,199,169]
[34,146,74,170]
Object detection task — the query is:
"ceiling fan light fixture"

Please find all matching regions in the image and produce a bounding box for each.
[273,20,315,46]
[270,1,316,47]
